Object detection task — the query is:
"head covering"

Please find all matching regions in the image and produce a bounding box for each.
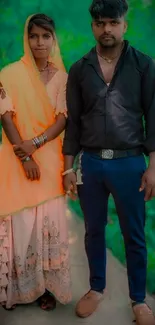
[21,15,65,72]
[1,14,66,138]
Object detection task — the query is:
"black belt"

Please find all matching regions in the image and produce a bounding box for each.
[83,148,143,159]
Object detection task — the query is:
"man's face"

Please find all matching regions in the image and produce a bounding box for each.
[92,17,127,48]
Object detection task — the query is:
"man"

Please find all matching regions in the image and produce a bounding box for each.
[63,0,155,324]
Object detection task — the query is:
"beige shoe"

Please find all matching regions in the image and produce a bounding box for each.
[133,303,155,325]
[75,290,103,318]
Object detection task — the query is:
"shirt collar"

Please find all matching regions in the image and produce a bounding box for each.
[82,40,130,82]
[83,40,130,62]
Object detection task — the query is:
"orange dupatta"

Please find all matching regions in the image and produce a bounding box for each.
[0,15,66,217]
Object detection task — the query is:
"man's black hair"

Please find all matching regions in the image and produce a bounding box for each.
[89,0,128,19]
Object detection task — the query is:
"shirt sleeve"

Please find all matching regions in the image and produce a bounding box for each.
[142,59,155,154]
[0,82,15,116]
[55,72,68,117]
[62,63,83,156]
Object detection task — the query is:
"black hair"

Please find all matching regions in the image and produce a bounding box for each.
[89,0,128,19]
[28,13,55,36]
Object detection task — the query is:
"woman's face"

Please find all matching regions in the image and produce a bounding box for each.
[28,24,54,59]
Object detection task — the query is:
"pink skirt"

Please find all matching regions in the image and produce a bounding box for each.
[0,197,72,309]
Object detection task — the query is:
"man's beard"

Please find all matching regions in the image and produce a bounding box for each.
[98,35,118,48]
[99,41,116,48]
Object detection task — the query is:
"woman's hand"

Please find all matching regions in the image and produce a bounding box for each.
[13,140,36,160]
[22,158,40,181]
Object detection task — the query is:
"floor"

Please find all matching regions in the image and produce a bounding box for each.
[1,209,155,325]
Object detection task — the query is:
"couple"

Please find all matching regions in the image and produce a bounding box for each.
[0,0,155,324]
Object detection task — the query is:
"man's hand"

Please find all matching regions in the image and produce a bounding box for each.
[63,172,77,200]
[139,167,155,201]
[13,140,36,160]
[22,159,40,181]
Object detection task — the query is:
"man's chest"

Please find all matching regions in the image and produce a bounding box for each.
[81,61,141,93]
[80,63,142,113]
[97,56,117,84]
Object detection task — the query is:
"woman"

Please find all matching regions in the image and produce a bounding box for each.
[0,13,71,310]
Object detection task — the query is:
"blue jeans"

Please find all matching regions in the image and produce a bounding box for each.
[78,152,147,302]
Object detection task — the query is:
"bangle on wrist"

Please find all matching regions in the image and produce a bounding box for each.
[62,168,74,176]
[32,137,40,149]
[32,133,48,149]
[42,133,48,143]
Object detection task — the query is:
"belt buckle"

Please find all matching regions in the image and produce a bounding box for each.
[101,149,114,159]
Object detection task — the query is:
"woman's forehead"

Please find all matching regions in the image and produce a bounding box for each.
[29,24,51,34]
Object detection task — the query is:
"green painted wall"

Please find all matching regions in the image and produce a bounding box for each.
[0,0,155,293]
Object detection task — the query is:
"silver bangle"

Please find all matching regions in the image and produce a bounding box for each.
[42,134,48,143]
[32,134,48,149]
[32,137,40,149]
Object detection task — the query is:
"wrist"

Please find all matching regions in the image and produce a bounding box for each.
[21,156,31,164]
[62,168,75,176]
[149,152,155,168]
[148,163,155,170]
[64,156,75,171]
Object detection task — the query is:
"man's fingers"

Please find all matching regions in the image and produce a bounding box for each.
[66,185,72,196]
[65,184,75,197]
[144,185,152,201]
[139,184,145,192]
[70,182,78,200]
[73,182,77,194]
[139,177,146,192]
[149,186,155,200]
[70,192,77,201]
[69,183,77,195]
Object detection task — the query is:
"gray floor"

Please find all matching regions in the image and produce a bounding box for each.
[1,209,155,325]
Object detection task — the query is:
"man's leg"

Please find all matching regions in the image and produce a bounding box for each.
[76,152,110,317]
[107,155,155,324]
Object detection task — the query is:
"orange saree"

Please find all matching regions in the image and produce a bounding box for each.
[0,16,71,308]
[0,16,66,217]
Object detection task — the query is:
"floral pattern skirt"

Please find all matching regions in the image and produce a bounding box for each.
[0,197,72,309]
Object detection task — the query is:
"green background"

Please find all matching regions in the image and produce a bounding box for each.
[0,0,155,70]
[0,0,155,293]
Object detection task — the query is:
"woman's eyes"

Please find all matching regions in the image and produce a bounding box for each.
[29,34,51,39]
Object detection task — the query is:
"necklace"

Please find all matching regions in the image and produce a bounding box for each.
[97,51,118,63]
[38,62,49,72]
[97,43,124,64]
[39,62,50,84]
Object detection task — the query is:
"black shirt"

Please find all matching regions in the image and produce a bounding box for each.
[63,41,155,156]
